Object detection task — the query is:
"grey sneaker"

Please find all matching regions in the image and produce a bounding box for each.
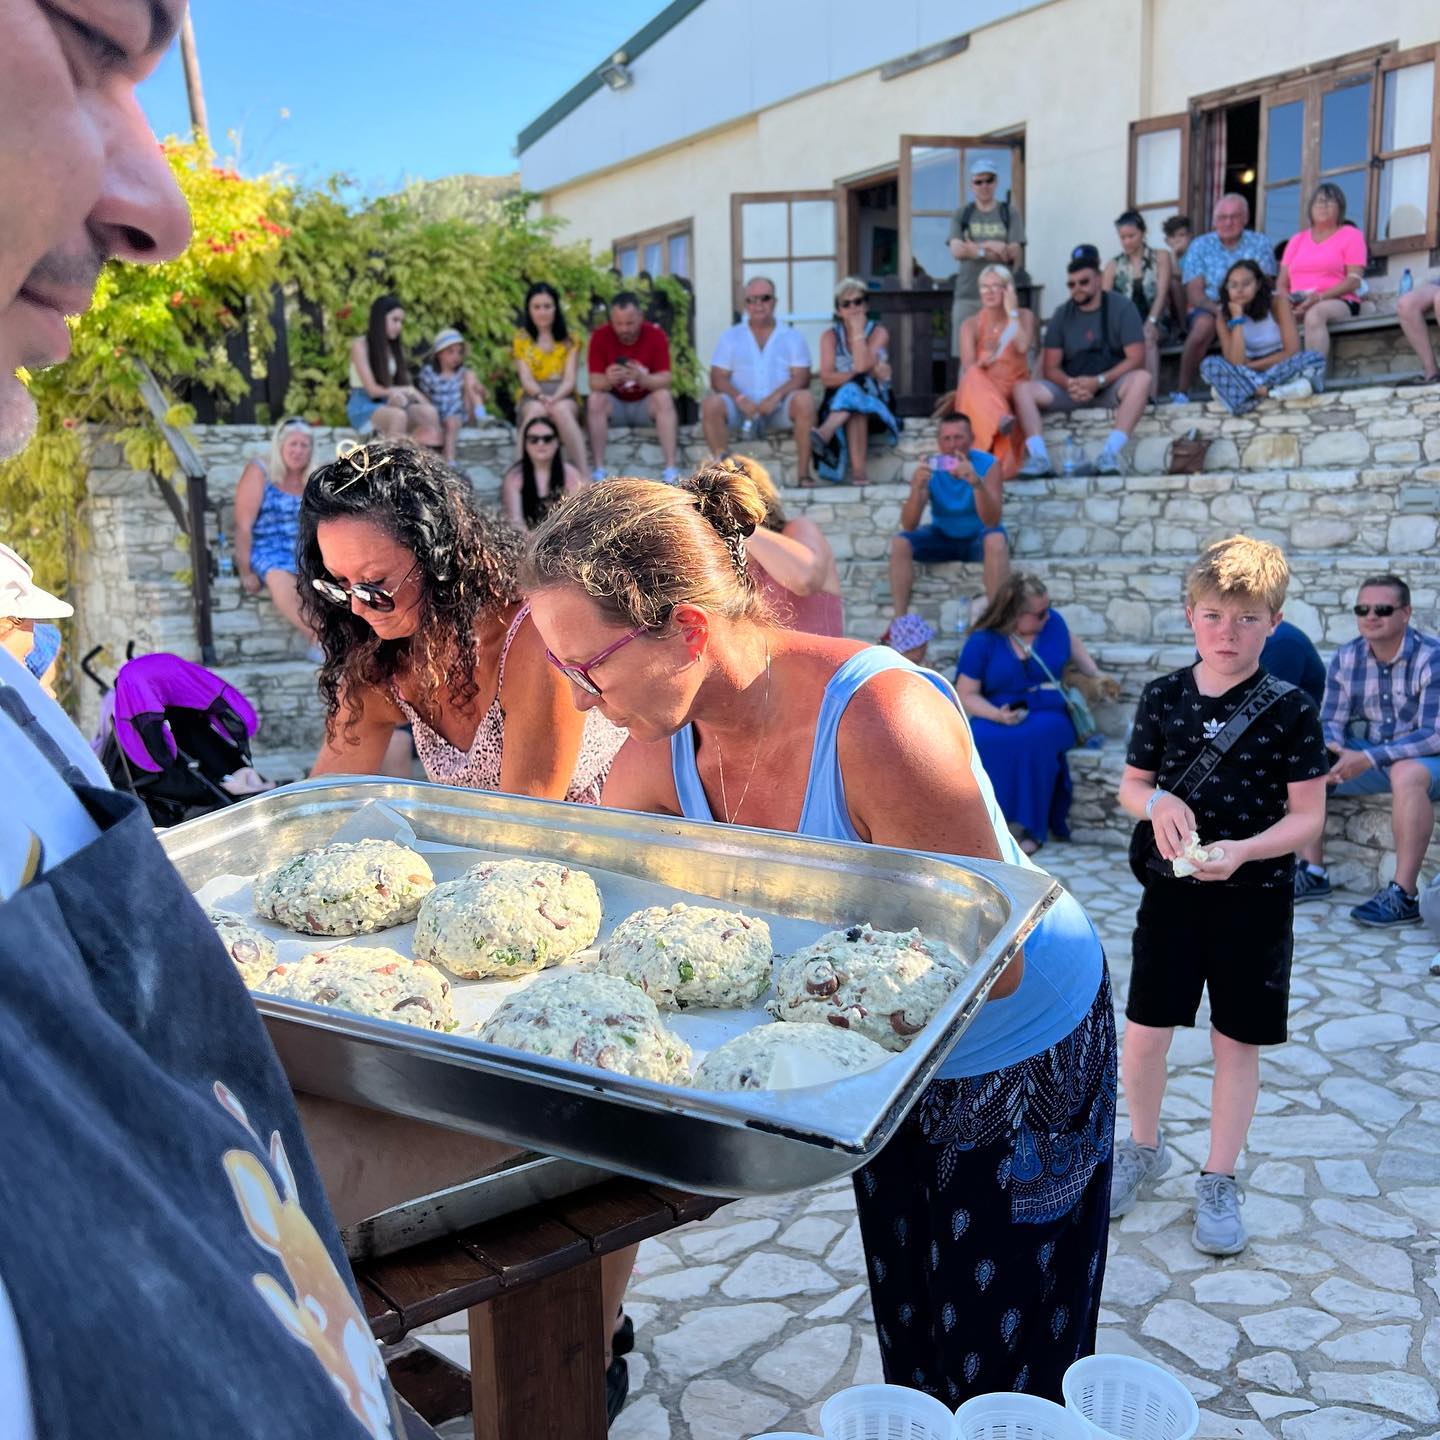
[1109,1130,1173,1219]
[1016,452,1056,479]
[1193,1173,1247,1255]
[1293,863,1332,903]
[1094,447,1129,476]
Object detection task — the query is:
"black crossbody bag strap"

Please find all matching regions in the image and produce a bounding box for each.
[1167,673,1294,806]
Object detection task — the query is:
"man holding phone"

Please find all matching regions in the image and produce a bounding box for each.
[586,291,681,482]
[888,410,1010,618]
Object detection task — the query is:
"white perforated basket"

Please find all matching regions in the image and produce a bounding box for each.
[1061,1355,1199,1440]
[954,1392,1089,1440]
[821,1383,959,1440]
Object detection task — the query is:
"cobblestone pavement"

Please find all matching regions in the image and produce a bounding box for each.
[417,843,1440,1440]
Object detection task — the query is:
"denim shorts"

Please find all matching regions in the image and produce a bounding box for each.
[900,523,1007,564]
[1332,739,1440,799]
[346,387,385,432]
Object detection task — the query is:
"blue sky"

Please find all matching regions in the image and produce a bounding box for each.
[139,1,664,194]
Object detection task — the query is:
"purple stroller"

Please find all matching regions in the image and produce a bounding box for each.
[84,647,268,826]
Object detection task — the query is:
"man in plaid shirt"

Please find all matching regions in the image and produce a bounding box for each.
[1294,574,1440,926]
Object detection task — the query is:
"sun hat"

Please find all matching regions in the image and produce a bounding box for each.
[428,327,465,357]
[969,156,1000,179]
[886,613,935,652]
[0,542,73,620]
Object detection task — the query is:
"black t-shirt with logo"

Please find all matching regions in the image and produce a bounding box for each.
[1126,665,1329,887]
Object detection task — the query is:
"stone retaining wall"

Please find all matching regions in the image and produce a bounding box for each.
[67,381,1439,797]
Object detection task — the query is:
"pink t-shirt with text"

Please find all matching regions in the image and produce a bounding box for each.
[1281,226,1367,297]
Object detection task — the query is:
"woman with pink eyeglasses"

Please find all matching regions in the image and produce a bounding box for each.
[299,440,624,801]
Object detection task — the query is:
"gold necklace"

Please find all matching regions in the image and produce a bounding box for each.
[714,642,772,825]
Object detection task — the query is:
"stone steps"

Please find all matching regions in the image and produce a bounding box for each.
[1064,748,1433,895]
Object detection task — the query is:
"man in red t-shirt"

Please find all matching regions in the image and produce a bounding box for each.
[587,293,681,481]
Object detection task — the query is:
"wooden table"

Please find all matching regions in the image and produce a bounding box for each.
[355,1176,728,1440]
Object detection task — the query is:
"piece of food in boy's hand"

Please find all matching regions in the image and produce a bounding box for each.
[1171,830,1225,878]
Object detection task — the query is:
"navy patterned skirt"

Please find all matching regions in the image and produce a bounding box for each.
[853,968,1117,1405]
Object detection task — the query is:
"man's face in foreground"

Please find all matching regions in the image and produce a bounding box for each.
[0,0,191,457]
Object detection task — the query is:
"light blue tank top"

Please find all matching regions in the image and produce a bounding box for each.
[669,646,1103,1078]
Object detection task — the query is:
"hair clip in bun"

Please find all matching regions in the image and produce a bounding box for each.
[332,440,394,492]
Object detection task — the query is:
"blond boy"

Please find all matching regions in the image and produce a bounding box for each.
[1110,537,1328,1253]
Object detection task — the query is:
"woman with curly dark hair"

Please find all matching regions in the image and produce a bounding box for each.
[300,441,624,800]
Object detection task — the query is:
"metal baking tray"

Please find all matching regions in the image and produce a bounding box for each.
[161,776,1060,1196]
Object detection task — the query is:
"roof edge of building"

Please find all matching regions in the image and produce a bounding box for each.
[516,0,709,155]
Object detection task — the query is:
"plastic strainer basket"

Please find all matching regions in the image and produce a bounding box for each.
[955,1392,1089,1440]
[1061,1355,1200,1440]
[821,1383,959,1440]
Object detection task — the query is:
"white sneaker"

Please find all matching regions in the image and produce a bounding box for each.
[1269,377,1313,401]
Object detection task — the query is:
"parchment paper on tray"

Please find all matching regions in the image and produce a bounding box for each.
[192,798,866,1077]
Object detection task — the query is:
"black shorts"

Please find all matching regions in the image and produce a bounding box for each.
[1126,878,1293,1045]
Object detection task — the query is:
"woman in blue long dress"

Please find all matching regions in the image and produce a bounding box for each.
[956,574,1109,853]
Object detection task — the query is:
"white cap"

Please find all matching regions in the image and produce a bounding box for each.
[969,156,1000,179]
[0,542,73,619]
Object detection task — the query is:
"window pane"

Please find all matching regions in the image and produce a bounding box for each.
[1320,80,1371,172]
[964,147,1014,206]
[1266,100,1304,183]
[792,200,836,256]
[1382,62,1435,150]
[1263,182,1302,247]
[617,246,637,277]
[911,145,961,212]
[1379,152,1432,239]
[742,263,788,314]
[1135,129,1181,205]
[667,231,690,279]
[741,202,788,258]
[792,259,837,319]
[910,215,953,283]
[643,241,662,275]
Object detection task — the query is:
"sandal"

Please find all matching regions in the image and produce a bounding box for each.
[798,475,818,488]
[1396,372,1440,387]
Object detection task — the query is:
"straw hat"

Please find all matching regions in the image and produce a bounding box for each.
[428,327,465,357]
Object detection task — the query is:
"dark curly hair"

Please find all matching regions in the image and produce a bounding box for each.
[298,441,523,745]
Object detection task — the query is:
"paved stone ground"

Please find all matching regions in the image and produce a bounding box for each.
[418,843,1440,1440]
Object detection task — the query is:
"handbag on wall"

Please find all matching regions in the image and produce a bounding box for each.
[1016,642,1098,745]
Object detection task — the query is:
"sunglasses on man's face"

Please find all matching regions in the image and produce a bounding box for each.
[544,622,650,697]
[745,294,775,304]
[1353,603,1399,617]
[972,176,997,186]
[312,560,421,614]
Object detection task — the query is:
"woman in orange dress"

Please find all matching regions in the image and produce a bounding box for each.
[955,264,1036,479]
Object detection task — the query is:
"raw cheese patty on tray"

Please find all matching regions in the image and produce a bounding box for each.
[694,1022,889,1091]
[206,909,278,987]
[476,971,691,1084]
[413,858,602,979]
[769,923,968,1051]
[256,944,456,1031]
[595,902,773,1009]
[253,838,434,935]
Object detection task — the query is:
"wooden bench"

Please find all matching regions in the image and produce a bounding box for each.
[357,1177,727,1440]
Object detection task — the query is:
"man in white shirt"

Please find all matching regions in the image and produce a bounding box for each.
[701,275,818,483]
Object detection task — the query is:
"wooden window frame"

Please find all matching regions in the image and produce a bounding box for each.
[728,190,840,318]
[1184,43,1439,257]
[1373,44,1440,255]
[1127,113,1191,221]
[897,134,1026,290]
[612,218,694,279]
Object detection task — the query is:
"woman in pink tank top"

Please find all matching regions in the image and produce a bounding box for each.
[724,455,845,636]
[300,441,625,801]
